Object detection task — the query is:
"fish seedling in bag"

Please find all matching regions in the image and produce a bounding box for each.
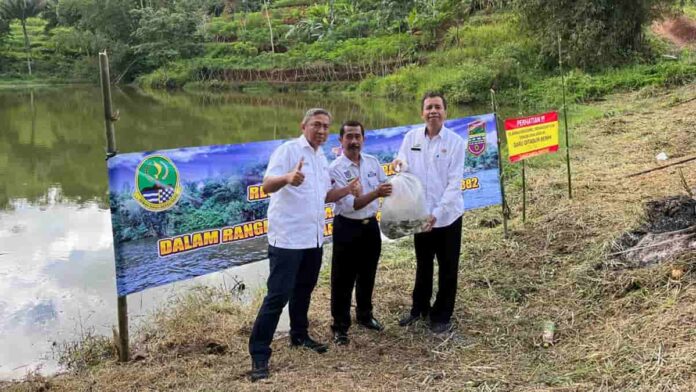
[380,172,428,239]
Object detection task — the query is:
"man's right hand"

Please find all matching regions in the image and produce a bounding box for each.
[348,177,362,197]
[376,183,392,197]
[392,159,405,172]
[287,157,305,186]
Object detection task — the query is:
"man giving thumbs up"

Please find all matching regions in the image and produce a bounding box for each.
[249,108,356,382]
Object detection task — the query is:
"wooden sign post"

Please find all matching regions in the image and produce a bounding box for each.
[99,51,128,362]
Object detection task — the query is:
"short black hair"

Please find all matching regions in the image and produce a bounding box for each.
[421,91,447,111]
[339,120,365,138]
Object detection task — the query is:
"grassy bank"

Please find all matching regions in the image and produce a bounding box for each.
[139,11,696,109]
[357,12,696,108]
[2,7,694,110]
[135,10,696,107]
[4,82,695,391]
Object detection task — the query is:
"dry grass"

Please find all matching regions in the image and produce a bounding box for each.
[3,83,696,392]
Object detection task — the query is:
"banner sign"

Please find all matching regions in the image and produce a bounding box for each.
[108,114,502,296]
[505,112,559,163]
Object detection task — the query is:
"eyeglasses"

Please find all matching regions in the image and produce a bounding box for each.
[308,122,330,130]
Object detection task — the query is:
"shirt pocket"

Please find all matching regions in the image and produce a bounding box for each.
[297,159,316,191]
[365,174,380,191]
[434,155,450,172]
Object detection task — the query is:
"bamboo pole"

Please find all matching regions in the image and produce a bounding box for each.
[558,36,573,199]
[99,52,117,157]
[491,89,509,238]
[99,51,128,362]
[522,160,527,223]
[626,155,696,178]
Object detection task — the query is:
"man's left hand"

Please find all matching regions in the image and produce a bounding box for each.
[423,215,436,232]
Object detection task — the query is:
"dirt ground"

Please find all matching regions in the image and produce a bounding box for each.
[611,196,695,268]
[2,83,696,392]
[653,15,696,49]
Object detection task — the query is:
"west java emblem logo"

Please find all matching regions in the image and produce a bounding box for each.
[467,120,487,156]
[133,155,182,211]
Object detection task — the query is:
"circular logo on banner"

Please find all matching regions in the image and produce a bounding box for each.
[133,155,182,211]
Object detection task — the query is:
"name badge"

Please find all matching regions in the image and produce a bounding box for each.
[411,143,422,151]
[367,171,377,178]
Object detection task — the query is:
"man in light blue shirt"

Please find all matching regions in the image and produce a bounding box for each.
[329,120,392,345]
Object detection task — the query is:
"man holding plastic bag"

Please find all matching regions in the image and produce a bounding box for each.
[329,120,392,345]
[392,92,466,334]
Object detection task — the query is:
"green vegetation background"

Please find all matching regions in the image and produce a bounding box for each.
[0,0,695,107]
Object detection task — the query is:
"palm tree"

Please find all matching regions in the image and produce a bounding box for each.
[0,0,46,75]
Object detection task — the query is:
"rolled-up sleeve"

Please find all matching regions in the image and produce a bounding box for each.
[432,136,465,223]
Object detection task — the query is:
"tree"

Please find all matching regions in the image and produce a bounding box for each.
[130,7,203,71]
[518,0,673,70]
[0,0,46,75]
[261,0,274,52]
[0,15,9,42]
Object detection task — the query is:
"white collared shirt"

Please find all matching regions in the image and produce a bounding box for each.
[265,135,331,249]
[396,125,465,228]
[329,153,387,219]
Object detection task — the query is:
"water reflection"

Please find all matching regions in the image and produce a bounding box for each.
[0,187,274,379]
[0,86,482,209]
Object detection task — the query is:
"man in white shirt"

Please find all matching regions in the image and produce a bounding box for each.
[329,120,392,345]
[393,92,466,334]
[249,108,359,382]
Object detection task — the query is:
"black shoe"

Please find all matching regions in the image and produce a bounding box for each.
[333,330,350,345]
[290,336,329,354]
[430,321,452,334]
[249,359,269,382]
[358,317,384,331]
[398,313,421,327]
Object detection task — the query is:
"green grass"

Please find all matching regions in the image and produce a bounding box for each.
[359,11,696,108]
[357,13,537,104]
[683,4,696,19]
[521,60,696,109]
[139,33,419,88]
[270,0,313,8]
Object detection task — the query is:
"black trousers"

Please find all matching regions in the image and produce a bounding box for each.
[331,215,381,333]
[248,245,322,362]
[410,216,462,324]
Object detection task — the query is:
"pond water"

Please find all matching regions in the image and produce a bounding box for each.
[0,85,495,379]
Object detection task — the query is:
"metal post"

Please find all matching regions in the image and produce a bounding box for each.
[99,51,128,362]
[490,90,509,238]
[558,36,572,199]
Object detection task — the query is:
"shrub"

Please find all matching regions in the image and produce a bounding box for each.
[517,0,674,70]
[205,41,259,58]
